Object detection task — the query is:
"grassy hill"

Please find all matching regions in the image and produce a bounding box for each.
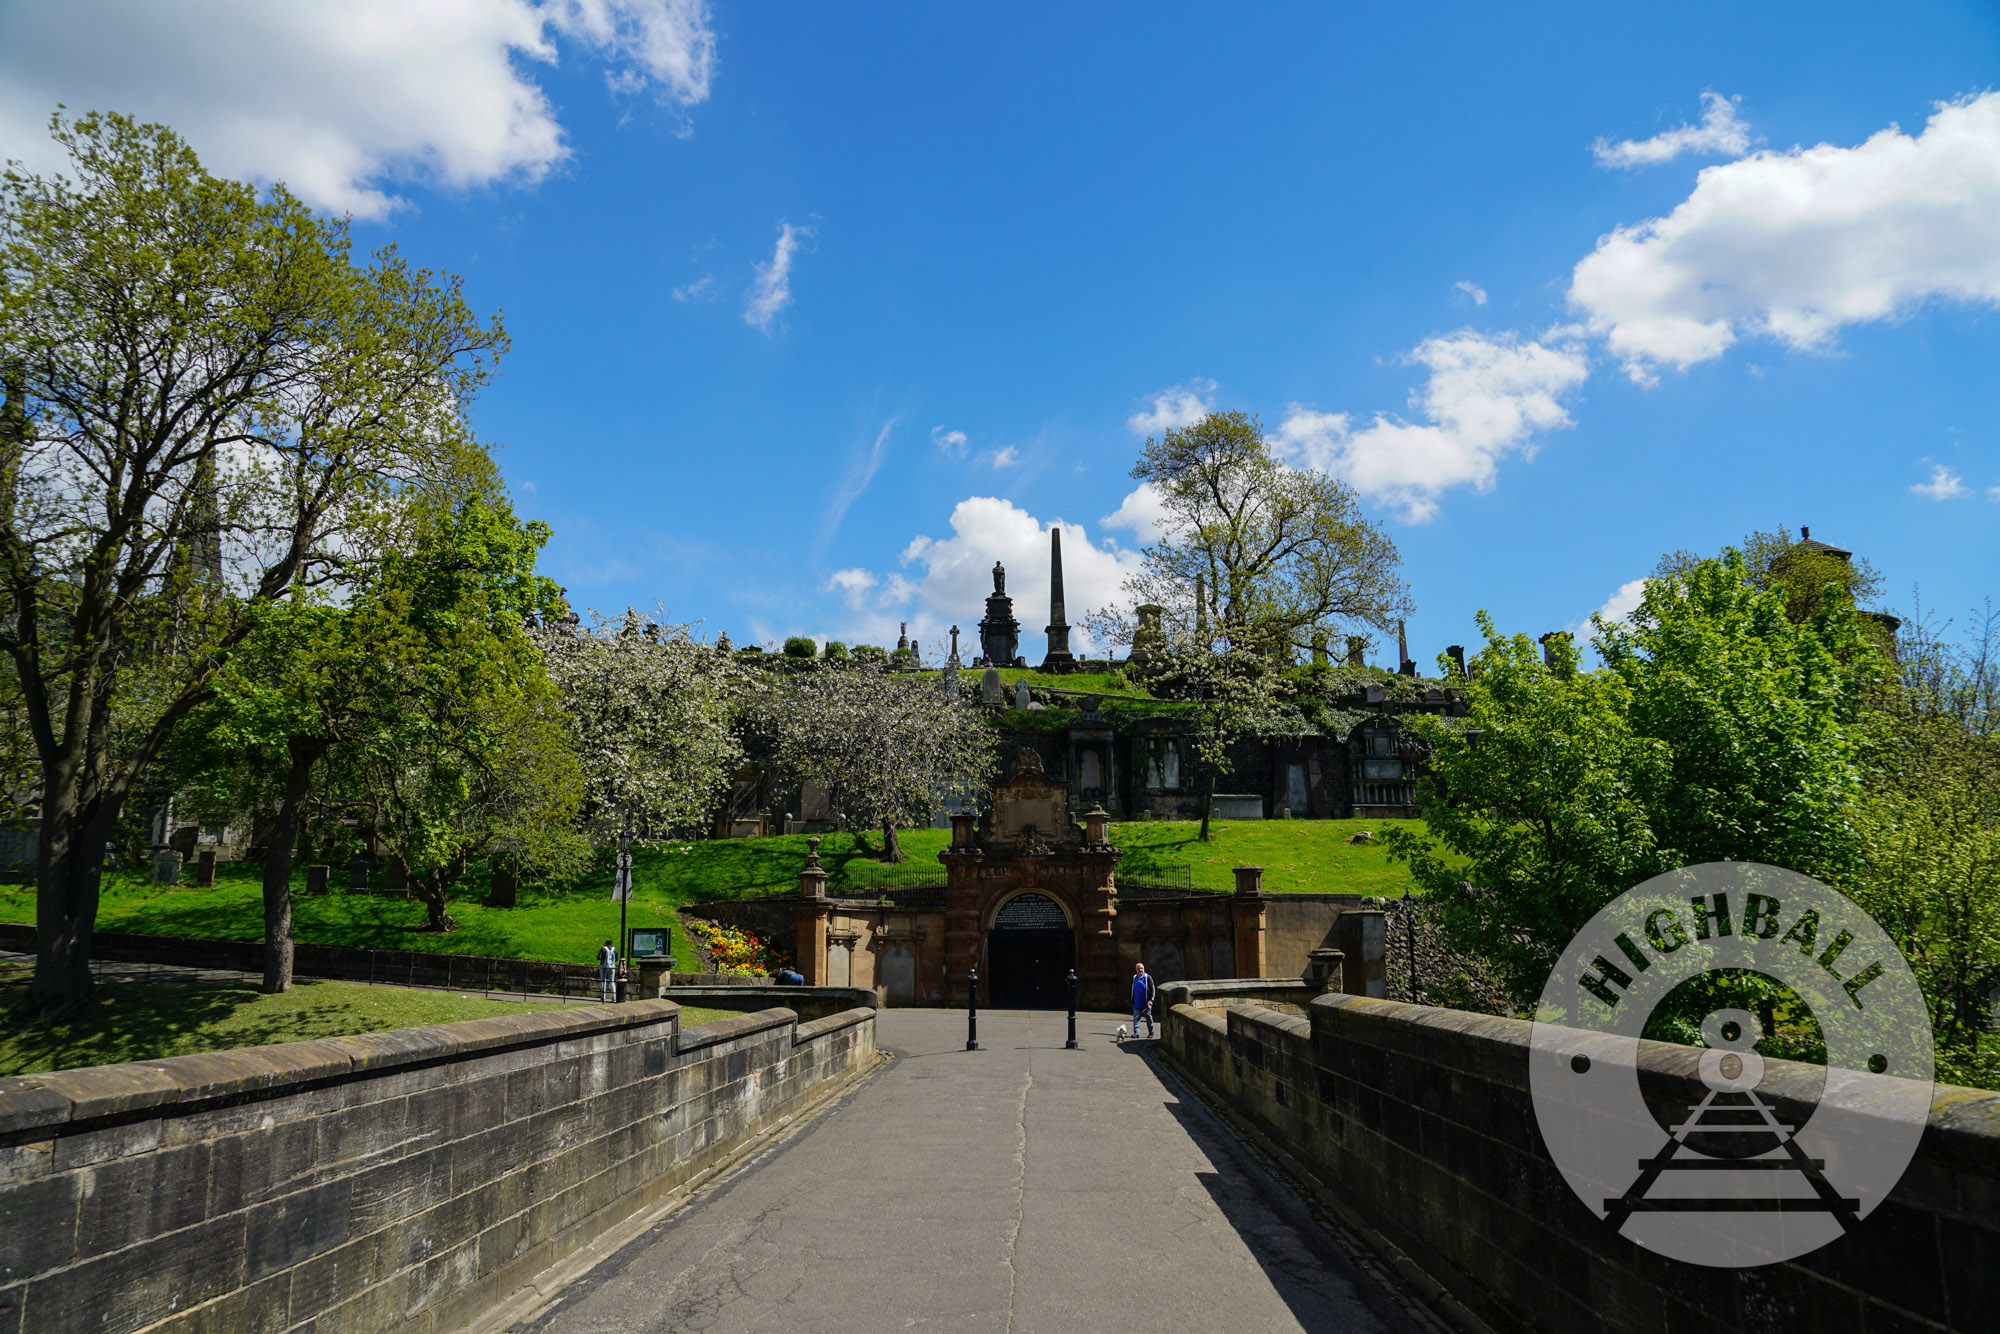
[0,817,1426,970]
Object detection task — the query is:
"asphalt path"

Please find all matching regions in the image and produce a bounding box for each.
[518,1007,1430,1334]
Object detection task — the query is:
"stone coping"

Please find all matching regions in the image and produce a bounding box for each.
[1159,978,1321,1008]
[0,998,693,1136]
[1301,991,2000,1178]
[667,985,879,1010]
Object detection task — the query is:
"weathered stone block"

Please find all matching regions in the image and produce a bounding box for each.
[77,1140,211,1257]
[319,1097,411,1169]
[51,1115,164,1171]
[0,1171,80,1279]
[348,1146,450,1235]
[246,1178,353,1282]
[24,1214,245,1334]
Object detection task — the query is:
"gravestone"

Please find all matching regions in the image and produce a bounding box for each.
[1015,679,1031,710]
[195,849,217,887]
[490,857,519,909]
[152,850,181,886]
[385,859,407,891]
[347,856,371,891]
[306,864,330,894]
[982,666,1003,706]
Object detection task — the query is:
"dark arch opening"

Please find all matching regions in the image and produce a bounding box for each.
[986,892,1076,1009]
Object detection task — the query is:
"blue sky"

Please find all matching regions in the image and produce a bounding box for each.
[4,2,1997,664]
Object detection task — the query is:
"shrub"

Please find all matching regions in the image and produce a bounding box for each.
[783,636,818,659]
[822,640,849,662]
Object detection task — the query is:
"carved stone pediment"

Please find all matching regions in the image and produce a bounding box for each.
[988,747,1077,847]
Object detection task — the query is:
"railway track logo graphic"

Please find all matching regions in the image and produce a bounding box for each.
[1529,863,1933,1267]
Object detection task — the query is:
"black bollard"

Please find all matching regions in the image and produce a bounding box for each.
[965,966,980,1051]
[1065,968,1079,1049]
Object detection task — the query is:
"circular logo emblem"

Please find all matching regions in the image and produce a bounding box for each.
[1529,863,1933,1268]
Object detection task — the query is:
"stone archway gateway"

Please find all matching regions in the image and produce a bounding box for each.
[986,891,1076,1008]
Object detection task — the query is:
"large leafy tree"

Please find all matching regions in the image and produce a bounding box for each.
[1121,410,1411,659]
[1654,526,1885,628]
[1,112,502,1010]
[1389,556,1881,1011]
[1849,602,2000,1085]
[757,665,994,863]
[532,607,741,837]
[169,601,362,992]
[1598,554,1878,883]
[1386,619,1671,1006]
[333,499,585,933]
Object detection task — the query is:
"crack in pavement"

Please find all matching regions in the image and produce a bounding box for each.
[1001,1037,1034,1334]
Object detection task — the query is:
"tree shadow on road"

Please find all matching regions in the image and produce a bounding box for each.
[1120,1044,1430,1334]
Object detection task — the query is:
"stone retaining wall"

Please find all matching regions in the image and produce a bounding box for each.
[1159,986,2000,1334]
[0,1000,877,1334]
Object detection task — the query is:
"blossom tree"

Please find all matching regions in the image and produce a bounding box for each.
[533,608,741,838]
[758,665,995,862]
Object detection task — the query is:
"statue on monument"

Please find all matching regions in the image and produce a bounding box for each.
[978,561,1021,666]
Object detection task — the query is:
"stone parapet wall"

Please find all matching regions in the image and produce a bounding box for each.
[0,1000,877,1334]
[662,986,878,1021]
[1158,986,2000,1334]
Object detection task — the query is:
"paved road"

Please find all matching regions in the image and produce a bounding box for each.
[520,1008,1428,1334]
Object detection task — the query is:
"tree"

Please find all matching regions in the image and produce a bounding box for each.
[1597,554,1879,884]
[1121,410,1411,658]
[1384,619,1671,1008]
[1848,599,2000,1086]
[1388,557,1882,1012]
[1,112,502,1010]
[334,499,585,932]
[757,665,994,862]
[1655,526,1885,627]
[534,608,740,837]
[168,602,359,992]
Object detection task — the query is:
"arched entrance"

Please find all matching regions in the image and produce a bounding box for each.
[986,891,1075,1008]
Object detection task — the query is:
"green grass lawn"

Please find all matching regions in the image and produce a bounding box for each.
[1110,818,1425,896]
[0,978,566,1075]
[0,818,1428,976]
[0,967,762,1076]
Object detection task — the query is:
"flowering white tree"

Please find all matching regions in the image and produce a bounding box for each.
[534,608,741,837]
[758,665,995,862]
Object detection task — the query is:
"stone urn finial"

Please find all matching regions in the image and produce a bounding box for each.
[805,835,822,869]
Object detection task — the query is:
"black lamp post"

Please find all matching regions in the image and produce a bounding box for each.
[965,966,980,1051]
[1065,969,1079,1049]
[615,824,632,1002]
[1401,888,1416,1003]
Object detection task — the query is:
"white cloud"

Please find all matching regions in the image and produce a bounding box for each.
[987,446,1020,469]
[828,497,1143,655]
[1570,92,2000,382]
[745,222,810,332]
[1592,92,1752,170]
[1100,483,1169,545]
[672,274,715,302]
[1273,329,1590,522]
[1912,464,1973,500]
[0,0,715,219]
[1989,486,2000,502]
[1127,379,1216,435]
[821,416,897,545]
[826,568,878,610]
[1454,280,1489,306]
[931,426,968,458]
[1594,578,1651,627]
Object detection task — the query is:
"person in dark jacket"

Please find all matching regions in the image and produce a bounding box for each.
[1130,963,1156,1040]
[774,966,805,986]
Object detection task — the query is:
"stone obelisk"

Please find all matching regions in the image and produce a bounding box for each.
[1042,526,1076,673]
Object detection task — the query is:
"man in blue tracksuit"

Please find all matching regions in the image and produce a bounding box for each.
[1130,962,1156,1040]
